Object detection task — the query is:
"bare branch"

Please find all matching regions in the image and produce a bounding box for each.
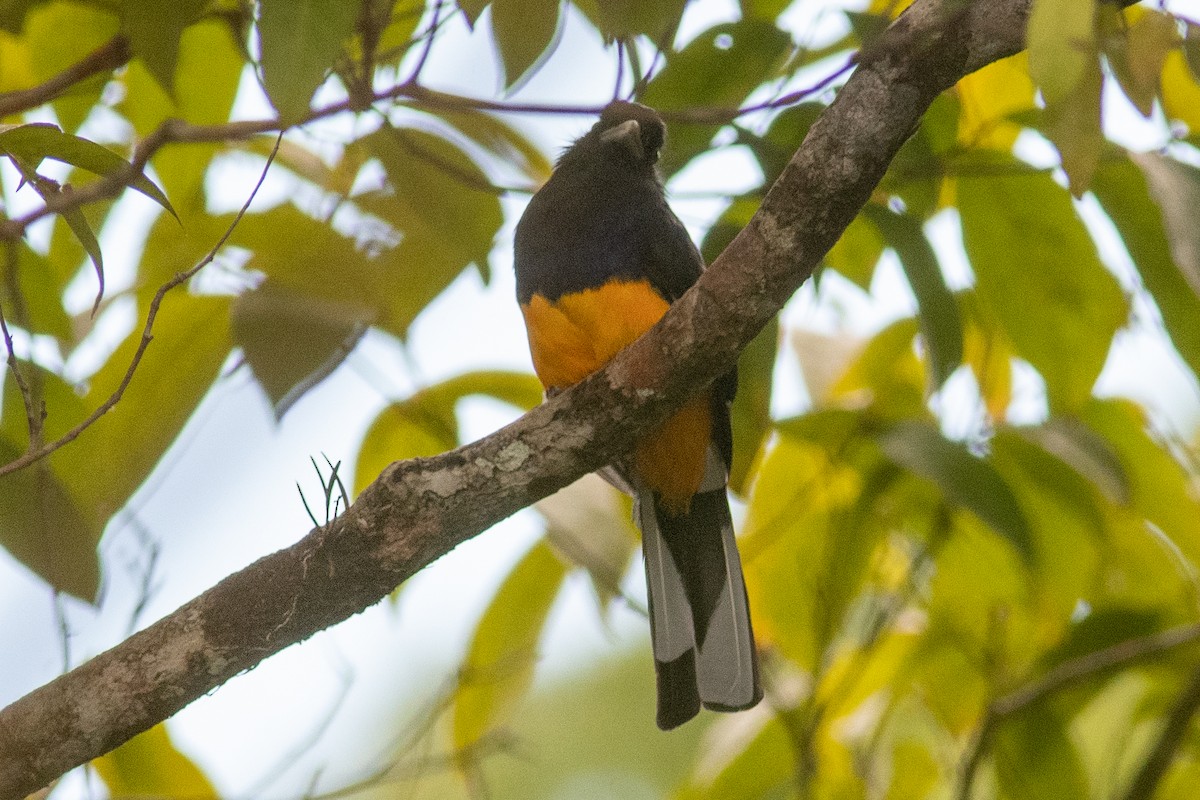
[0,1,1052,796]
[0,134,284,479]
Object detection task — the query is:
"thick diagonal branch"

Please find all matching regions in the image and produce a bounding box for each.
[0,1,1040,796]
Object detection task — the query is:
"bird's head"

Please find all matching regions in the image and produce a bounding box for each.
[591,101,666,167]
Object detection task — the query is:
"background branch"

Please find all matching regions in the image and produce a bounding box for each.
[0,1,1056,796]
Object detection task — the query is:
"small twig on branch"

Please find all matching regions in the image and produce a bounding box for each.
[1121,665,1200,800]
[0,133,284,479]
[0,35,132,118]
[956,622,1200,799]
[406,0,445,84]
[0,242,42,448]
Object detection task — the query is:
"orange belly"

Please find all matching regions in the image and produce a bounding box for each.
[521,278,711,514]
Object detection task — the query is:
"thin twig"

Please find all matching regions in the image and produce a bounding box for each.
[0,243,41,447]
[0,36,132,118]
[0,60,855,244]
[955,622,1200,799]
[1121,666,1200,800]
[992,623,1200,718]
[406,0,444,84]
[0,133,284,479]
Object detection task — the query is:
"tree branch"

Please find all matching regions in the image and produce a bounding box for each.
[0,0,1043,796]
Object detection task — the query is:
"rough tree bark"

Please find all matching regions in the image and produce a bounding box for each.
[0,0,1063,795]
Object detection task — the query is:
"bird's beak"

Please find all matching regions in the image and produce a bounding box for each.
[600,119,644,161]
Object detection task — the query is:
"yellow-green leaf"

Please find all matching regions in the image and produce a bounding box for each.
[453,538,567,752]
[1043,59,1103,196]
[572,0,686,48]
[93,723,217,799]
[1161,49,1200,135]
[24,1,119,132]
[259,0,361,121]
[959,171,1128,412]
[994,707,1090,800]
[121,0,207,95]
[0,362,101,601]
[354,370,542,495]
[1027,0,1097,106]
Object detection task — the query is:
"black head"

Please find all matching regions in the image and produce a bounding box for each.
[571,101,666,168]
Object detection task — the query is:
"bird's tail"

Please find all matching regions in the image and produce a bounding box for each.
[638,477,761,730]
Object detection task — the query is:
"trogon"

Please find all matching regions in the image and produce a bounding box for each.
[513,100,762,730]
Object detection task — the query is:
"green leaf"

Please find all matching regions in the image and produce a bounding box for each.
[879,420,1033,559]
[832,317,926,419]
[863,206,963,389]
[354,370,542,495]
[61,204,104,313]
[225,205,382,413]
[1043,60,1104,196]
[2,242,72,342]
[93,723,217,799]
[457,0,489,27]
[231,282,369,417]
[572,0,686,48]
[994,707,1090,800]
[259,0,361,121]
[68,293,232,525]
[120,18,244,208]
[958,170,1128,412]
[641,20,792,176]
[990,429,1102,634]
[23,2,119,132]
[490,0,562,91]
[0,123,175,215]
[361,125,502,268]
[742,410,884,670]
[425,106,553,183]
[1186,22,1200,81]
[453,538,567,751]
[1027,0,1101,193]
[1093,157,1200,385]
[121,0,207,95]
[743,100,823,181]
[0,363,101,601]
[1015,416,1128,505]
[823,210,885,290]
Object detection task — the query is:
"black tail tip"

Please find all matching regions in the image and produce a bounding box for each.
[655,650,701,730]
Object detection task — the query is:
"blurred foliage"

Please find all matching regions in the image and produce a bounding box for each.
[2,0,1200,798]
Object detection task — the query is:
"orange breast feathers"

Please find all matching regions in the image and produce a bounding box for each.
[520,278,711,514]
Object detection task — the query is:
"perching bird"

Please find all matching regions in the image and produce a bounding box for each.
[513,101,762,729]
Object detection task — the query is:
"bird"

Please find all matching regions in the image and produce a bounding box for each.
[513,100,762,730]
